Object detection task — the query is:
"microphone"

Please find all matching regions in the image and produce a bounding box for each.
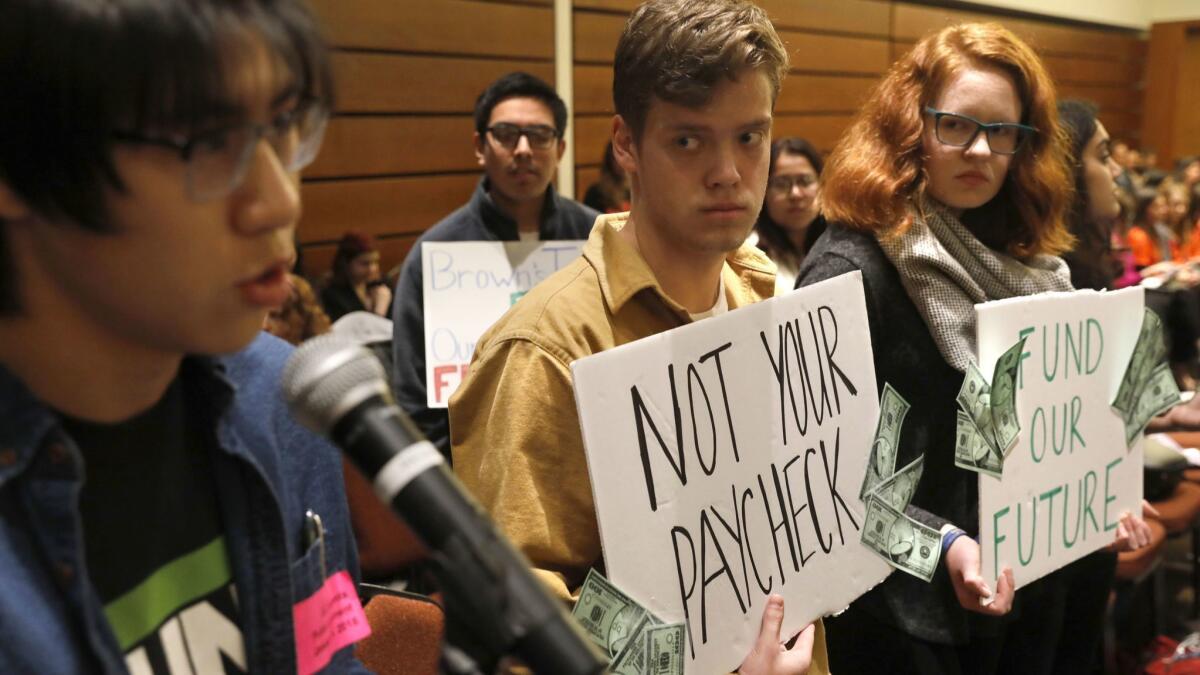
[282,334,607,675]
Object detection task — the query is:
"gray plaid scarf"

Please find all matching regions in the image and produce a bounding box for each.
[877,195,1073,373]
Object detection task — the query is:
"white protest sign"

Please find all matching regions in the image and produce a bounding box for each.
[571,271,891,675]
[422,240,585,407]
[977,287,1145,589]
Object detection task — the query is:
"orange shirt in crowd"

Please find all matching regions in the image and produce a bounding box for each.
[1126,225,1178,267]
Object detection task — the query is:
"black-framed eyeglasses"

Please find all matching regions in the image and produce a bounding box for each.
[112,99,330,202]
[768,174,819,193]
[923,107,1037,155]
[486,123,560,150]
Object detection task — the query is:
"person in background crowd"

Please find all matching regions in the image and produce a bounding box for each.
[265,274,332,345]
[391,71,597,459]
[750,136,825,293]
[799,23,1151,675]
[582,141,631,213]
[449,1,824,672]
[1162,180,1198,260]
[0,0,368,671]
[320,229,391,322]
[1128,190,1179,268]
[1058,100,1123,291]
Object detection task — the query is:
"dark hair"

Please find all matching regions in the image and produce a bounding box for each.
[473,72,567,137]
[754,137,824,261]
[0,0,333,313]
[613,0,788,140]
[1057,99,1115,290]
[331,230,378,286]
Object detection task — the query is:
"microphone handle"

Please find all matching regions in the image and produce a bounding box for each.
[333,396,608,675]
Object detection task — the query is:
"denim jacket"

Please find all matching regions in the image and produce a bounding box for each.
[0,333,370,673]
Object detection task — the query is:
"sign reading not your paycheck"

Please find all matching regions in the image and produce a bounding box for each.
[572,272,891,675]
[422,240,585,408]
[977,286,1145,589]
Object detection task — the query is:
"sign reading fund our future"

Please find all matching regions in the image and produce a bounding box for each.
[571,272,891,675]
[422,240,585,407]
[977,287,1145,589]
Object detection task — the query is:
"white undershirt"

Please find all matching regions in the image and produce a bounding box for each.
[688,275,728,322]
[518,229,539,243]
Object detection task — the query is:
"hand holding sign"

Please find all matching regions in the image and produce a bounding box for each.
[737,596,815,675]
[945,537,1015,616]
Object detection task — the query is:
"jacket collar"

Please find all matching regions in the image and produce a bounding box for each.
[469,176,562,240]
[584,212,777,318]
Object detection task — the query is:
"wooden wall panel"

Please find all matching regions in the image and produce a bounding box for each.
[772,114,857,153]
[332,53,554,114]
[777,75,876,113]
[780,31,891,75]
[301,174,480,244]
[306,117,479,179]
[574,11,627,63]
[310,0,553,58]
[892,3,1142,61]
[573,115,617,169]
[758,0,889,36]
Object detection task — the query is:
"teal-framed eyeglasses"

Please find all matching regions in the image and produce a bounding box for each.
[113,98,330,202]
[923,107,1037,155]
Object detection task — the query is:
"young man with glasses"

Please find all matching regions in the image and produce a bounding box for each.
[0,1,368,672]
[391,71,598,459]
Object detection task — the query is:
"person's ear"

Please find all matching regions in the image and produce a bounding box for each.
[611,115,638,177]
[473,131,486,167]
[0,180,31,221]
[555,137,566,163]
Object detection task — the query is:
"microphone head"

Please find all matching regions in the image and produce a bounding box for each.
[282,333,392,434]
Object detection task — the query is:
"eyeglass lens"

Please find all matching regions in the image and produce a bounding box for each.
[187,103,328,201]
[489,123,558,150]
[935,113,1025,154]
[769,174,818,192]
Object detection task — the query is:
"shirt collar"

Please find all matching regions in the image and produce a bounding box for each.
[583,212,776,318]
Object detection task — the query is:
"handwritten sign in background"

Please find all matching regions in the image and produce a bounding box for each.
[977,287,1144,588]
[422,240,585,407]
[572,272,891,675]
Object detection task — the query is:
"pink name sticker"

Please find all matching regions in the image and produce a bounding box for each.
[293,570,372,675]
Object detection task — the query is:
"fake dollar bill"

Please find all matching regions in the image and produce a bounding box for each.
[644,623,686,675]
[860,383,910,500]
[572,568,649,658]
[1113,309,1179,445]
[871,454,924,511]
[954,411,1003,479]
[990,336,1027,454]
[609,611,662,675]
[860,493,941,582]
[954,336,1027,475]
[1123,363,1181,445]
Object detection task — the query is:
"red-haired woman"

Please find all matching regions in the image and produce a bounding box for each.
[798,23,1149,674]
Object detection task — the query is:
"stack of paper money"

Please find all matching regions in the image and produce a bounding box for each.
[857,385,939,582]
[1112,309,1181,446]
[572,569,686,675]
[954,337,1027,478]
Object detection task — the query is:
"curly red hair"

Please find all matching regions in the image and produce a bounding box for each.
[821,23,1074,258]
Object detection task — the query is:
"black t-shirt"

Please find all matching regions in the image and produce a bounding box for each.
[63,374,246,674]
